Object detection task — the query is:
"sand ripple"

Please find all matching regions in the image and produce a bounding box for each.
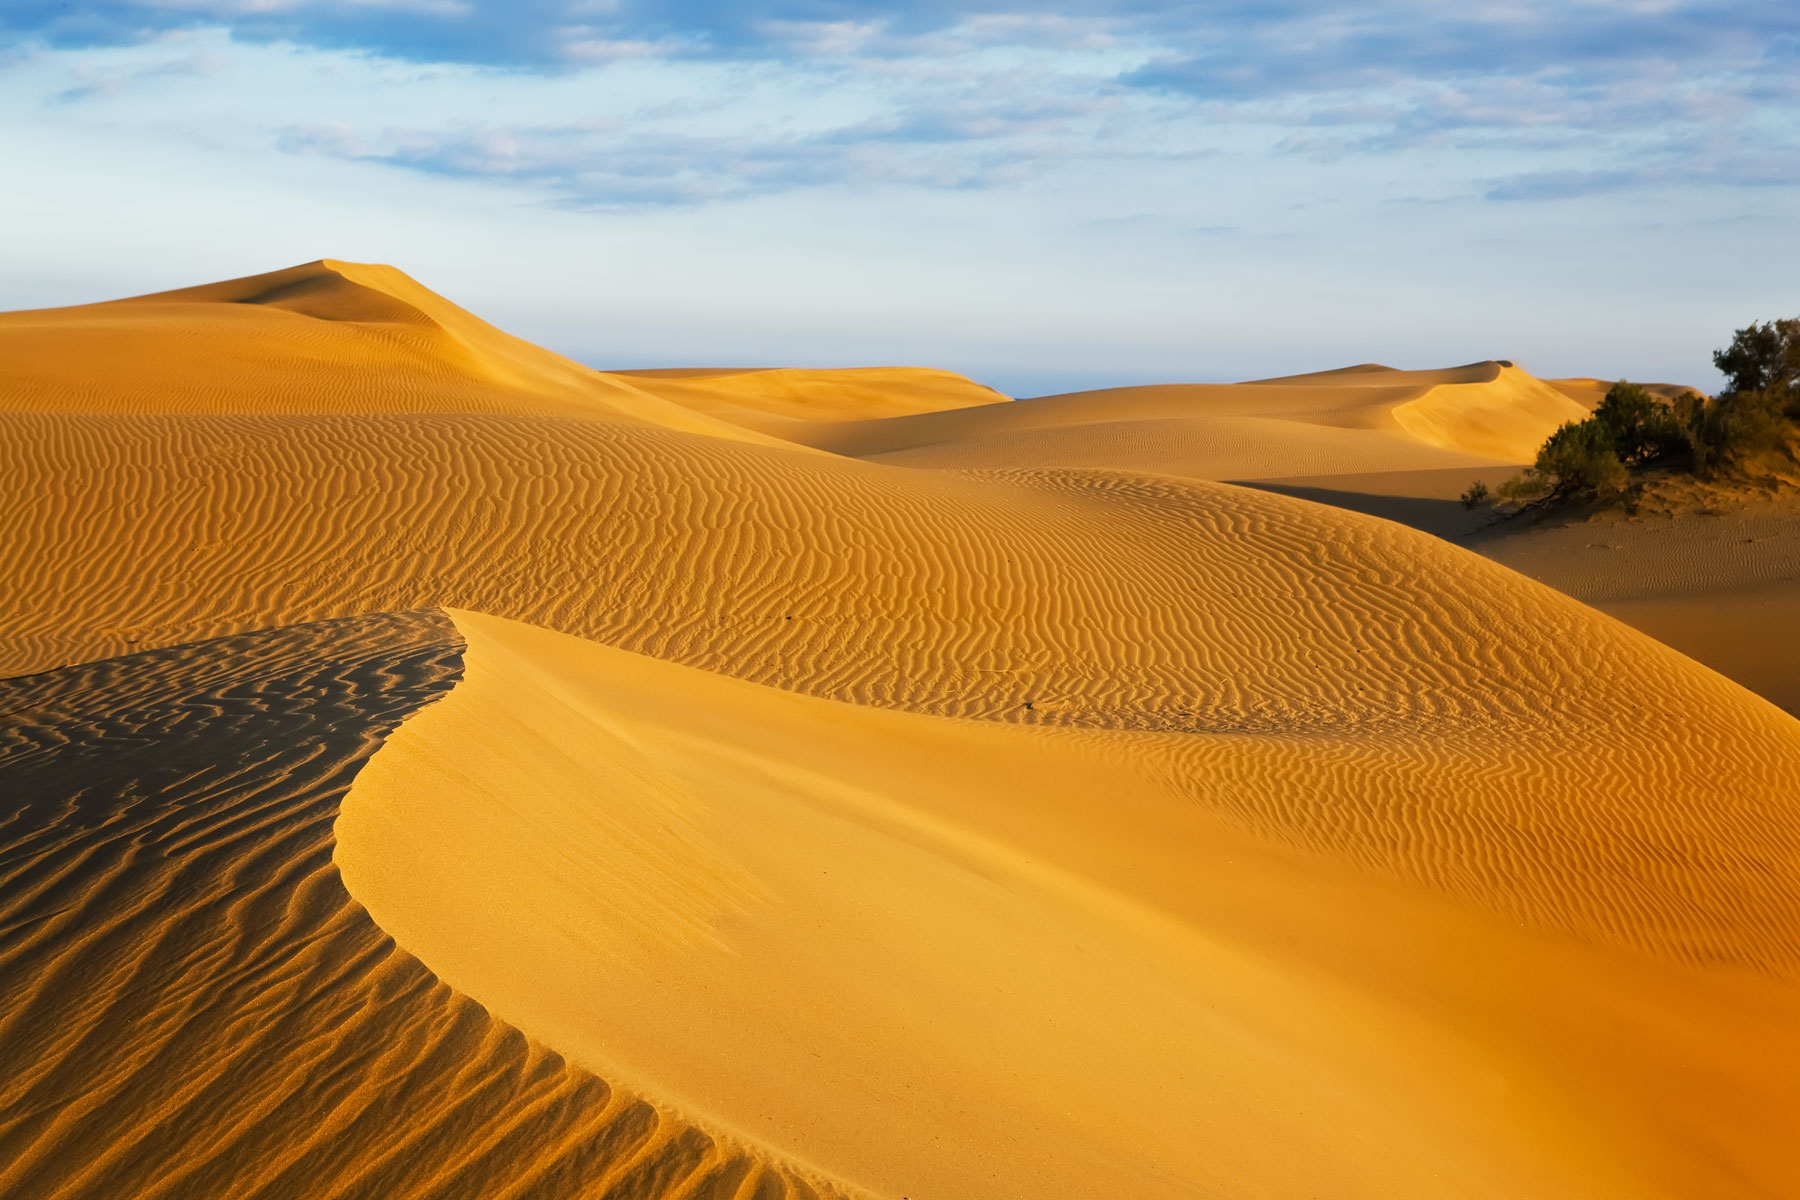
[0,612,855,1200]
[4,411,1800,971]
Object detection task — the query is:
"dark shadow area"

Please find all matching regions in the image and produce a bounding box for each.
[1235,480,1495,541]
[0,611,839,1200]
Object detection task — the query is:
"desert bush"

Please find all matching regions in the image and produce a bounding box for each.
[1466,316,1800,515]
[1592,381,1683,465]
[1475,420,1625,510]
[1714,318,1800,410]
[1533,419,1627,498]
[1494,470,1547,505]
[1674,384,1792,476]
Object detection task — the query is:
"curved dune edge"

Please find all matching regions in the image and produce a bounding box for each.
[0,612,855,1200]
[781,361,1580,479]
[1389,363,1588,462]
[612,366,1011,431]
[0,258,792,447]
[4,263,1798,1198]
[337,608,1800,1200]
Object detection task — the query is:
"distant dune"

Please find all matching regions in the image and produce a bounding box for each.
[770,359,1585,480]
[613,365,1009,431]
[0,258,779,443]
[1546,376,1705,409]
[3,262,1797,1199]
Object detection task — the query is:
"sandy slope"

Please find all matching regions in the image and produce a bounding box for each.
[13,404,1794,765]
[1546,377,1704,408]
[0,258,778,444]
[0,612,847,1200]
[337,609,1800,1200]
[612,366,1009,433]
[5,262,1800,1198]
[772,360,1586,480]
[1472,498,1800,716]
[1227,477,1800,718]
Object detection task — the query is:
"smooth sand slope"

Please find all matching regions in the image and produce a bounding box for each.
[612,366,1009,434]
[339,609,1800,1200]
[0,258,780,443]
[4,262,1799,1198]
[0,612,847,1200]
[1545,376,1703,409]
[1472,498,1800,716]
[768,359,1586,482]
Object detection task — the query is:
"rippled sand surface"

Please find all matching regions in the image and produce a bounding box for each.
[4,261,1797,1199]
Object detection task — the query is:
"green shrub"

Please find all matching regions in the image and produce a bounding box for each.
[1494,470,1547,505]
[1592,381,1683,465]
[1714,318,1799,409]
[1678,318,1800,476]
[1478,316,1799,516]
[1674,386,1789,475]
[1534,419,1627,497]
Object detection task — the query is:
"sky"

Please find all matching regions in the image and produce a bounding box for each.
[2,2,1796,395]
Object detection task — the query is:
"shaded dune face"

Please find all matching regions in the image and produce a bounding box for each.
[4,264,1800,1199]
[5,411,1800,973]
[0,612,852,1200]
[780,360,1587,475]
[0,260,778,445]
[333,610,1800,1200]
[611,366,1012,429]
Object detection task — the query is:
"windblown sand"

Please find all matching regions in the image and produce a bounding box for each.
[1473,498,1800,717]
[0,613,847,1200]
[3,261,1797,1199]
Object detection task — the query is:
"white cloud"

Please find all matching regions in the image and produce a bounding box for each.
[1,5,1796,392]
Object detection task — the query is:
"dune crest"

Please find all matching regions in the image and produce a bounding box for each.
[0,259,782,443]
[1388,361,1589,461]
[6,263,1800,1199]
[0,612,857,1199]
[781,361,1586,480]
[612,365,1010,431]
[337,609,1800,1200]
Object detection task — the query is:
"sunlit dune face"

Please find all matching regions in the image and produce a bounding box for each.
[3,263,1797,1200]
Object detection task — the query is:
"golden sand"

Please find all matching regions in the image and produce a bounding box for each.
[3,261,1796,1199]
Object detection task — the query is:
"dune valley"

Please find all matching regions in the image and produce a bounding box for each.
[2,261,1798,1200]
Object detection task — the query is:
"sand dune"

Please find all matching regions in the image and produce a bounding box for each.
[5,263,1799,1199]
[0,259,778,443]
[336,608,1800,1200]
[8,404,1787,761]
[1546,376,1704,409]
[0,612,848,1199]
[612,366,1009,432]
[1385,361,1591,460]
[1472,497,1800,716]
[776,360,1585,481]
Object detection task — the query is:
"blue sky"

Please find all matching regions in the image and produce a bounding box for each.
[2,2,1795,394]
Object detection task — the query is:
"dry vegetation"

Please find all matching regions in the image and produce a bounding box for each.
[1464,318,1800,516]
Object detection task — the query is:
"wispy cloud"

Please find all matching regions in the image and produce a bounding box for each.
[11,1,1799,207]
[47,41,226,102]
[278,84,1122,207]
[22,2,1792,73]
[1485,144,1800,201]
